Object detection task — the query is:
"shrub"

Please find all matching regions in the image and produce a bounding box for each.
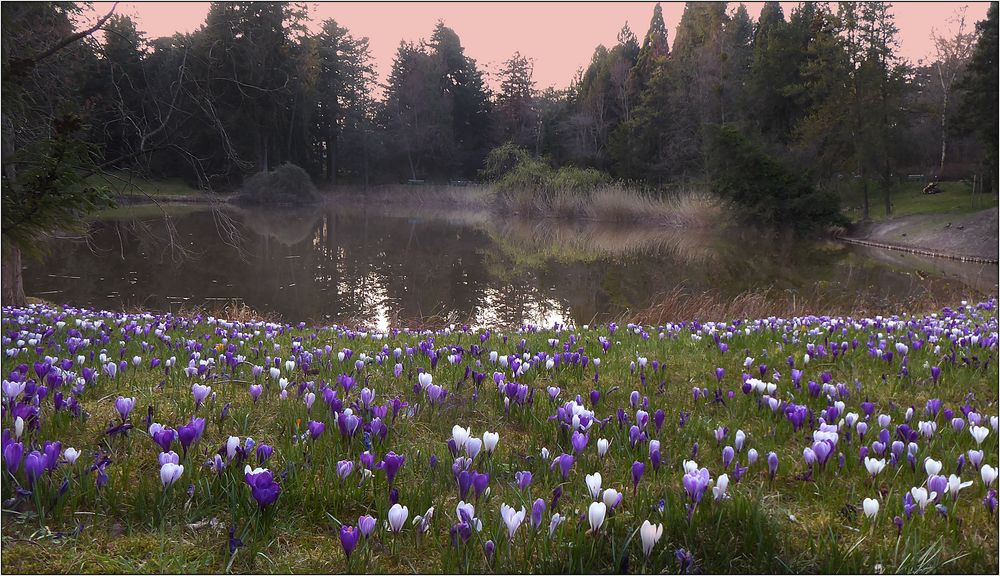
[483,144,611,194]
[237,163,320,205]
[481,142,532,181]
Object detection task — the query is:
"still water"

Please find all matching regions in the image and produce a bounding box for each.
[23,203,998,328]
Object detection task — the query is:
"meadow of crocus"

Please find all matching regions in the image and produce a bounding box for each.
[1,301,998,574]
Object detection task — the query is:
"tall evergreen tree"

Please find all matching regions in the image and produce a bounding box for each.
[428,22,492,176]
[495,52,537,150]
[955,1,998,191]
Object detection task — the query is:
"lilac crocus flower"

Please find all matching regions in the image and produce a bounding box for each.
[714,426,727,445]
[336,460,354,481]
[160,462,184,488]
[249,384,263,403]
[358,514,377,538]
[515,470,533,490]
[191,384,212,408]
[767,452,778,480]
[114,396,136,422]
[682,467,711,504]
[571,431,589,454]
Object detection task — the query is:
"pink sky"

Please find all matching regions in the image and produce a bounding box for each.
[86,2,991,90]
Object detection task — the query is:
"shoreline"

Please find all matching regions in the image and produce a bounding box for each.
[113,189,999,264]
[843,208,999,263]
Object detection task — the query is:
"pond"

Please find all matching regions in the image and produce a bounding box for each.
[23,202,998,328]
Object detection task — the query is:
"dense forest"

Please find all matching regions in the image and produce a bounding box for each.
[1,1,997,266]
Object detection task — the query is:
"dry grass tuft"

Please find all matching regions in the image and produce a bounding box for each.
[174,299,282,323]
[625,285,955,325]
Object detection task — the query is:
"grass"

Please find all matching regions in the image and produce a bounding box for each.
[1,298,997,574]
[327,183,725,231]
[840,180,997,223]
[85,171,209,199]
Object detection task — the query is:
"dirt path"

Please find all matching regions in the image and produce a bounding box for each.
[843,208,999,263]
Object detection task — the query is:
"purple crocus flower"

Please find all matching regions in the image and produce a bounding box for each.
[24,450,45,485]
[339,525,360,559]
[256,443,273,465]
[307,420,325,440]
[515,470,533,490]
[456,470,473,500]
[653,409,665,434]
[472,471,490,499]
[899,492,915,518]
[177,417,206,455]
[245,467,281,509]
[484,540,495,564]
[552,453,574,481]
[43,441,61,471]
[152,428,176,452]
[767,452,778,480]
[925,399,942,419]
[550,485,563,511]
[632,461,645,491]
[722,446,735,469]
[249,384,263,403]
[715,367,725,382]
[571,431,588,454]
[930,366,941,383]
[3,441,23,475]
[378,452,405,485]
[676,548,695,574]
[531,498,545,530]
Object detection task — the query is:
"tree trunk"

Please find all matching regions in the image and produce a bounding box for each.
[938,91,948,178]
[326,132,338,185]
[2,244,26,307]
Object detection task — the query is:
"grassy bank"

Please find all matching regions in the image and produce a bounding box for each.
[840,180,997,223]
[1,301,997,573]
[327,183,724,230]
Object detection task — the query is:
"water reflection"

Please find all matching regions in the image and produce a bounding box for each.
[23,203,998,327]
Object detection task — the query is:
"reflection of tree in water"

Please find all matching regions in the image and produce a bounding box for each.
[23,205,996,327]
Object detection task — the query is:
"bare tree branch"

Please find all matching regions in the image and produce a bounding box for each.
[8,3,119,75]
